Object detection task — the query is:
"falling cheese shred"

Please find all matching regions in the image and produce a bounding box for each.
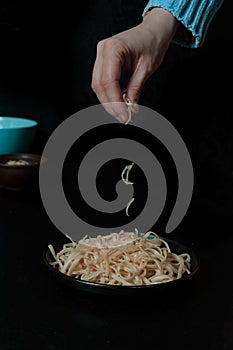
[122,92,133,125]
[126,197,135,216]
[121,162,134,185]
[121,162,135,216]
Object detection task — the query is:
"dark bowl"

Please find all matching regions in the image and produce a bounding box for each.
[0,153,46,190]
[44,236,200,296]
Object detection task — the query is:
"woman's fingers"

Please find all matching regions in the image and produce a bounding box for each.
[125,61,151,114]
[91,40,116,117]
[92,39,129,122]
[92,8,179,122]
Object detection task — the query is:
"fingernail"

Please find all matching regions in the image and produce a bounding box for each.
[116,114,126,123]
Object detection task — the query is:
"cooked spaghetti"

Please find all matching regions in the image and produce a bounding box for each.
[48,231,191,286]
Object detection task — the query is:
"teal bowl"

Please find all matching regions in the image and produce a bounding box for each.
[0,116,38,155]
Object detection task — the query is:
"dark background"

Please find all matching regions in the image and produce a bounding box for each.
[1,0,232,224]
[0,1,231,127]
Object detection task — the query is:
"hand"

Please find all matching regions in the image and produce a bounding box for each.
[91,7,179,123]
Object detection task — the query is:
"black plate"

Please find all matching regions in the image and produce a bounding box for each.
[43,236,200,296]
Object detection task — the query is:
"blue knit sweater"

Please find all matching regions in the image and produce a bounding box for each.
[143,0,224,47]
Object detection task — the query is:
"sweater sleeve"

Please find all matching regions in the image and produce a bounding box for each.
[142,0,224,48]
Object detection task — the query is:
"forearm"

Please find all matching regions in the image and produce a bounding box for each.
[143,0,224,48]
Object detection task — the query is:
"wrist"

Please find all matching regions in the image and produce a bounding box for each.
[143,6,179,41]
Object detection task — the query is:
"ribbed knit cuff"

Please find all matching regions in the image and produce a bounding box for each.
[143,0,224,48]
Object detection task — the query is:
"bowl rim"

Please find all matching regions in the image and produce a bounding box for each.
[0,116,38,129]
[0,153,45,167]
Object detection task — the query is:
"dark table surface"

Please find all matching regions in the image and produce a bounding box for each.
[0,170,233,350]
